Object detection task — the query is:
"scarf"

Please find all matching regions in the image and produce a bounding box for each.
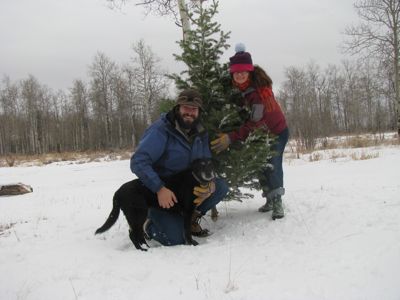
[233,78,251,91]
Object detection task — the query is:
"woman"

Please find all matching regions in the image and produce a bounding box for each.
[211,44,289,220]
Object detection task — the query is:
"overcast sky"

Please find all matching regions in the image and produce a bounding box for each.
[0,0,358,92]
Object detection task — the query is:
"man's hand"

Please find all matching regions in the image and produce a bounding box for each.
[193,181,216,206]
[210,133,231,153]
[157,186,177,209]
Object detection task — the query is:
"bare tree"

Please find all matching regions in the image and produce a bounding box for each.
[70,80,90,150]
[0,76,19,154]
[51,90,69,152]
[325,65,346,131]
[344,0,400,136]
[128,39,169,127]
[280,66,319,150]
[110,72,136,149]
[89,52,118,148]
[19,75,48,154]
[122,66,140,148]
[105,0,201,40]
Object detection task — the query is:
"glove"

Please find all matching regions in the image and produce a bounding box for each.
[193,181,216,206]
[210,133,231,153]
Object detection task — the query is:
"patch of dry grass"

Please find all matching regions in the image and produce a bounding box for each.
[350,151,380,161]
[1,132,398,167]
[0,222,16,237]
[309,152,323,162]
[328,151,349,162]
[0,150,133,167]
[326,133,398,149]
[285,131,398,163]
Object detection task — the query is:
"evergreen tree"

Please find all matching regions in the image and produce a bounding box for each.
[169,0,274,200]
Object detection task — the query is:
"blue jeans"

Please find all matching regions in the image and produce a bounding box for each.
[259,127,289,196]
[146,177,228,246]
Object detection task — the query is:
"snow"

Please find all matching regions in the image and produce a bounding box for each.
[1,146,399,300]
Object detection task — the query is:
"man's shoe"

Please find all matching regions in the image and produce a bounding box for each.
[272,196,284,220]
[191,210,210,237]
[258,198,273,212]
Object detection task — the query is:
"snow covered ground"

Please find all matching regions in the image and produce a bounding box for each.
[1,145,399,300]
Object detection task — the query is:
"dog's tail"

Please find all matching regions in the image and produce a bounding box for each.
[95,192,121,235]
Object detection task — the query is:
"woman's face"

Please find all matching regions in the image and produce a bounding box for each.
[233,71,250,84]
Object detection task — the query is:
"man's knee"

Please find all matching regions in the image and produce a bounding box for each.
[215,178,229,197]
[148,208,186,246]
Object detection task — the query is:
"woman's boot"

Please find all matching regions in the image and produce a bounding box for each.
[272,195,284,220]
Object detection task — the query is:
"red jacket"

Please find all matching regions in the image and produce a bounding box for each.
[228,86,287,142]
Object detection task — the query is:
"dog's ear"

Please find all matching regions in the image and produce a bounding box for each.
[190,158,201,169]
[210,157,220,167]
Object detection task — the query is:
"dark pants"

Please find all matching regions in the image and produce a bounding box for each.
[259,127,289,197]
[146,177,228,246]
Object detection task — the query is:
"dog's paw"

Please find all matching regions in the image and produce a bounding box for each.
[186,238,198,246]
[134,239,150,251]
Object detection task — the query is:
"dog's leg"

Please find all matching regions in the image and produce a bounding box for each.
[129,224,148,251]
[119,181,150,250]
[183,215,198,246]
[183,203,198,246]
[124,205,149,251]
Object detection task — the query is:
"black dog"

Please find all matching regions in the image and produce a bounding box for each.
[95,158,215,250]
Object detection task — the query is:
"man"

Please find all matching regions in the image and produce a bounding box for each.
[131,88,228,246]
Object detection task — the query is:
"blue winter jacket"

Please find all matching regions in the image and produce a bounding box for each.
[131,111,212,193]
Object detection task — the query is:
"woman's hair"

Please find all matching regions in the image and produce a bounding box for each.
[251,65,273,88]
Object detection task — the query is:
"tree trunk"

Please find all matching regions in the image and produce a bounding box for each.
[177,0,191,41]
[394,38,400,137]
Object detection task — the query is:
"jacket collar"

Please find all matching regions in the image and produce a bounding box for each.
[241,86,256,97]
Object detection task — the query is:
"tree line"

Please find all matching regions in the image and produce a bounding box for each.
[107,0,400,142]
[1,0,399,155]
[0,53,396,155]
[278,59,396,150]
[0,40,170,155]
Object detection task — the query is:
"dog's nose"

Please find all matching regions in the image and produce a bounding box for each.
[202,171,215,181]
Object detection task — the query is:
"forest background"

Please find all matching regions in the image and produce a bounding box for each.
[0,0,399,160]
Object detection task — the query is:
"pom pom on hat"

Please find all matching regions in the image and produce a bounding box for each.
[229,43,254,73]
[235,43,246,53]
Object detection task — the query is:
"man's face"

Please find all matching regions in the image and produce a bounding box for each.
[177,104,200,129]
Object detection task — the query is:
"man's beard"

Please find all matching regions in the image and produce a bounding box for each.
[176,112,199,130]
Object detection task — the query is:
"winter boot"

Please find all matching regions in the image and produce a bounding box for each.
[258,197,274,212]
[272,196,284,220]
[191,210,210,237]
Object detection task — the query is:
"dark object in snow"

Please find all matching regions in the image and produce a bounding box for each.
[95,158,215,251]
[0,183,33,196]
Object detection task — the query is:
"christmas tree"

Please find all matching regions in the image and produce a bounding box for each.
[169,0,275,200]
